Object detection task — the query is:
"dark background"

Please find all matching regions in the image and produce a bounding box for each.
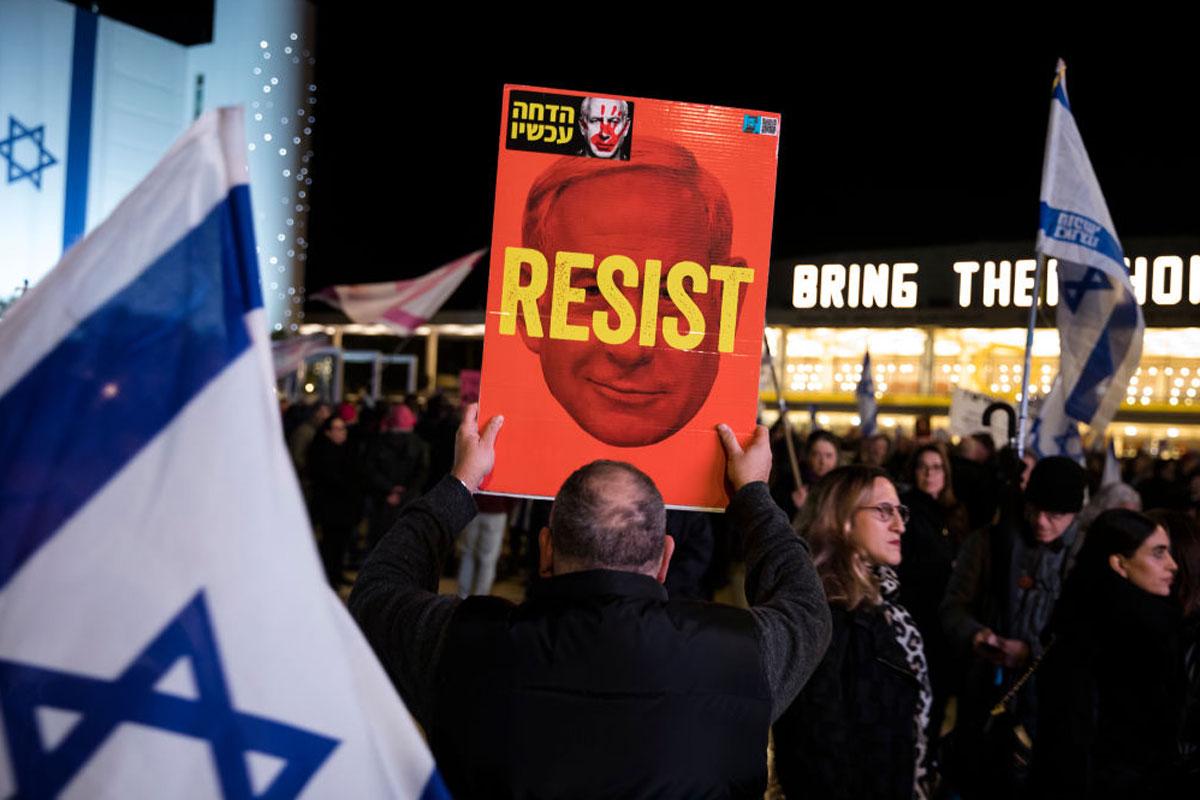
[302,25,1200,315]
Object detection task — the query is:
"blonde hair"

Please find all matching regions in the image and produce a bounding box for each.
[795,465,892,610]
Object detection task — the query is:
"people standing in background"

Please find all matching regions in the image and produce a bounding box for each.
[307,416,362,587]
[363,404,429,550]
[951,432,1000,531]
[1149,508,1200,794]
[1075,481,1141,534]
[457,494,513,597]
[940,456,1087,798]
[288,401,331,477]
[860,432,892,472]
[899,443,969,750]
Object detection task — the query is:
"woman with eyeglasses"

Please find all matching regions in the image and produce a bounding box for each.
[774,465,934,799]
[1031,508,1183,798]
[898,443,970,748]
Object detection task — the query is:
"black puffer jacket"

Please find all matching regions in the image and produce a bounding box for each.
[774,602,922,800]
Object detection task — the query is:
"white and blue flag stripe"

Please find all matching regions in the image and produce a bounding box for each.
[1036,59,1144,434]
[0,108,447,799]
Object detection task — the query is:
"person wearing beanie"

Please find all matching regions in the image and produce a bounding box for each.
[939,454,1088,798]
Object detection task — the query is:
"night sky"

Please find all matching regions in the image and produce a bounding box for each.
[303,25,1200,314]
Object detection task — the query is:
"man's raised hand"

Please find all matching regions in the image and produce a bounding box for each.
[452,403,504,493]
[716,423,772,492]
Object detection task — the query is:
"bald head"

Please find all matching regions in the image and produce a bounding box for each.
[548,461,667,575]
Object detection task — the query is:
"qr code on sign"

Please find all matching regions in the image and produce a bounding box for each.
[760,117,779,136]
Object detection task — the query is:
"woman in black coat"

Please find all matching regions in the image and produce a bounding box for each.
[1032,509,1182,798]
[307,416,363,586]
[898,443,969,745]
[775,465,933,799]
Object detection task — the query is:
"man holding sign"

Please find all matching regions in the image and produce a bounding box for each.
[350,405,830,797]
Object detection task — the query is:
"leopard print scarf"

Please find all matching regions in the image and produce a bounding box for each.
[875,565,933,800]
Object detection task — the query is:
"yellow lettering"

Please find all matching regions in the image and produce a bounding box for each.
[709,265,754,353]
[662,261,707,351]
[500,247,547,337]
[639,259,663,346]
[548,251,592,342]
[593,255,638,345]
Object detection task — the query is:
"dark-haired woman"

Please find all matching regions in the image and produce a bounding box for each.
[1149,509,1200,794]
[1032,509,1182,798]
[307,416,362,587]
[775,465,934,799]
[898,443,969,752]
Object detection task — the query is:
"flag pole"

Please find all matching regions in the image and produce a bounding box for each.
[1015,252,1046,458]
[763,333,803,491]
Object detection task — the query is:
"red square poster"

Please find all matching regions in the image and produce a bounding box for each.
[478,86,779,509]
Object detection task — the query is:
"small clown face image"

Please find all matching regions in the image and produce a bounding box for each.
[579,97,631,159]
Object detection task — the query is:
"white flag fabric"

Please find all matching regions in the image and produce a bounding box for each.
[0,108,447,798]
[312,250,484,334]
[1036,59,1143,435]
[856,352,877,436]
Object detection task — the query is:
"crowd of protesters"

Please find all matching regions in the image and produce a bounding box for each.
[767,418,1200,798]
[284,391,1200,798]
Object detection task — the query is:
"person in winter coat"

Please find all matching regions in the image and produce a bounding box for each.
[363,404,429,549]
[1032,508,1182,799]
[306,415,362,586]
[775,465,935,799]
[898,443,970,750]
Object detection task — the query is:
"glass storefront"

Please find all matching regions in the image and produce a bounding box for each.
[761,325,1200,453]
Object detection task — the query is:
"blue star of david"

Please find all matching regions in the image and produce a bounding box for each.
[1053,427,1081,458]
[0,592,338,798]
[1030,415,1081,460]
[1060,266,1111,314]
[0,115,59,190]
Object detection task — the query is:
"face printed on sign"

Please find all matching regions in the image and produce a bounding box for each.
[579,97,631,159]
[507,139,751,448]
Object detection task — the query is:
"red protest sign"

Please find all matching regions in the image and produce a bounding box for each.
[479,86,779,509]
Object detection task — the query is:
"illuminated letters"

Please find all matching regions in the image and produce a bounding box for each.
[1013,259,1037,307]
[891,263,918,308]
[820,264,847,308]
[793,264,819,308]
[1152,255,1183,305]
[982,260,1012,308]
[953,261,980,308]
[862,263,889,308]
[1192,256,1200,305]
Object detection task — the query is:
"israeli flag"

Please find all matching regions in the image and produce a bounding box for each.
[0,108,447,798]
[856,352,877,436]
[1037,59,1144,436]
[1026,376,1084,463]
